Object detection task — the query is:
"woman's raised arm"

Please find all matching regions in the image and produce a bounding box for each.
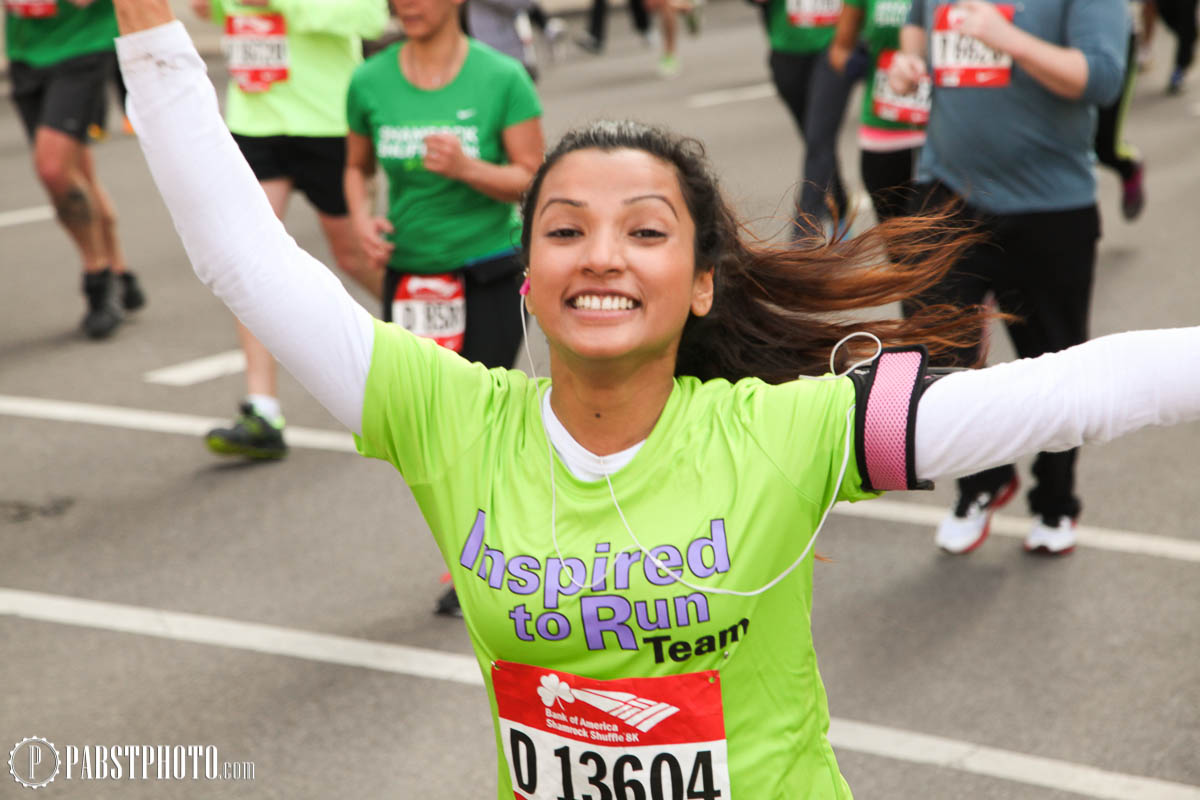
[114,6,375,434]
[914,327,1200,481]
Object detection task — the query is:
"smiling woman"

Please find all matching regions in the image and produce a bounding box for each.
[110,3,1200,797]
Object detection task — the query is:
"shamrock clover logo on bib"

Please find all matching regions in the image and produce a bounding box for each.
[494,661,730,800]
[931,3,1015,87]
[223,14,290,93]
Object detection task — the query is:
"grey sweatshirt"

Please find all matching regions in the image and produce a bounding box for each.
[907,0,1129,213]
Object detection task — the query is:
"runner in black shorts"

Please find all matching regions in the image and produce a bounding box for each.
[6,1,146,339]
[190,0,388,461]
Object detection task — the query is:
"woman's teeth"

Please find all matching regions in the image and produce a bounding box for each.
[571,295,636,311]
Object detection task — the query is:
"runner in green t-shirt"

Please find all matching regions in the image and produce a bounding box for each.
[5,0,146,339]
[830,0,926,221]
[754,0,858,237]
[113,7,1200,795]
[345,0,544,615]
[190,0,388,461]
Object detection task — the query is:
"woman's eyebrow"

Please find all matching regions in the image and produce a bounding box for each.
[624,194,678,219]
[539,197,585,214]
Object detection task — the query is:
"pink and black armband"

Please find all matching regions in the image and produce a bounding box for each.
[848,345,947,492]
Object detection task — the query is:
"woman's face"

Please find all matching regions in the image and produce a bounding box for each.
[527,148,714,369]
[390,0,459,40]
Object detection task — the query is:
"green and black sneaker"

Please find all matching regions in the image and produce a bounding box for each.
[206,402,287,460]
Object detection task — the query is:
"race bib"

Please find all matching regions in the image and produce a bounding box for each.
[873,50,932,124]
[494,661,730,800]
[391,272,466,352]
[931,4,1014,87]
[4,0,57,18]
[787,0,842,28]
[223,14,289,93]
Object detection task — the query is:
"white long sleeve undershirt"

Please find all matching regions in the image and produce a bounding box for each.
[117,21,1200,485]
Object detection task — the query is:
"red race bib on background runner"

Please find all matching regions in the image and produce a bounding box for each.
[391,272,467,352]
[4,0,57,18]
[931,4,1015,87]
[873,50,932,123]
[223,14,289,93]
[786,0,842,27]
[493,661,730,800]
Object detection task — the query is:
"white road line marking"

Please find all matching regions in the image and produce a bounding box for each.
[144,349,246,386]
[835,498,1200,563]
[0,205,54,228]
[686,82,775,108]
[828,718,1200,800]
[1,394,1197,562]
[0,587,482,687]
[3,586,1197,799]
[0,395,356,453]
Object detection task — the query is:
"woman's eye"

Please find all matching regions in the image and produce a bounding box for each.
[632,228,667,239]
[545,228,581,239]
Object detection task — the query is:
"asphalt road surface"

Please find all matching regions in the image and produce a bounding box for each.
[2,4,1198,798]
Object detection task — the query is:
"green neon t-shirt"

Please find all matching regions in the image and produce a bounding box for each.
[765,0,839,54]
[208,0,388,137]
[355,319,878,799]
[847,0,926,130]
[346,40,542,273]
[4,0,117,68]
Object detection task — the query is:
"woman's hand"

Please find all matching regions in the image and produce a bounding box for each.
[888,50,928,94]
[951,0,1018,54]
[423,133,469,181]
[354,215,395,270]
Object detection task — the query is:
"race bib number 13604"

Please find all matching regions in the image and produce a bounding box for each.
[493,661,731,800]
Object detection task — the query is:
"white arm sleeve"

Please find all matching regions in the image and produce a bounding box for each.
[914,328,1200,481]
[116,21,375,435]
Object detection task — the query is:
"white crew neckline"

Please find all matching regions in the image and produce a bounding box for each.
[540,389,645,482]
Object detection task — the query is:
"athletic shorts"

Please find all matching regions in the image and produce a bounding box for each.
[9,51,115,143]
[231,134,349,216]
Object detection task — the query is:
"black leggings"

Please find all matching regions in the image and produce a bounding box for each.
[768,49,856,236]
[1094,34,1139,181]
[860,148,918,222]
[906,183,1100,521]
[1158,0,1198,71]
[382,254,526,369]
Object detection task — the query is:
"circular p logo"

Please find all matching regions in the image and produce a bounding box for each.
[9,737,60,789]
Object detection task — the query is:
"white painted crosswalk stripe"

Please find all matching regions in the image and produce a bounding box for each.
[3,587,1197,799]
[1,393,1196,563]
[143,349,246,386]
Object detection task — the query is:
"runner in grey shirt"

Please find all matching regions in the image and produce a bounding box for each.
[886,0,1128,557]
[899,0,1127,212]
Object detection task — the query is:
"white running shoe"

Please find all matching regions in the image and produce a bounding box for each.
[1023,517,1077,556]
[934,476,1019,554]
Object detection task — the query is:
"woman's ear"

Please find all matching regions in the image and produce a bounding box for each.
[691,267,714,317]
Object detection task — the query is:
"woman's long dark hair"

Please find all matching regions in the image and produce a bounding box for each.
[519,120,988,384]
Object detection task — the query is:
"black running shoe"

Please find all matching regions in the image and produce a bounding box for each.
[206,402,287,460]
[119,271,147,311]
[435,586,463,618]
[81,268,124,339]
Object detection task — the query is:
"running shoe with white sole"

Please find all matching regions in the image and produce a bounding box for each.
[935,476,1019,554]
[1023,516,1077,555]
